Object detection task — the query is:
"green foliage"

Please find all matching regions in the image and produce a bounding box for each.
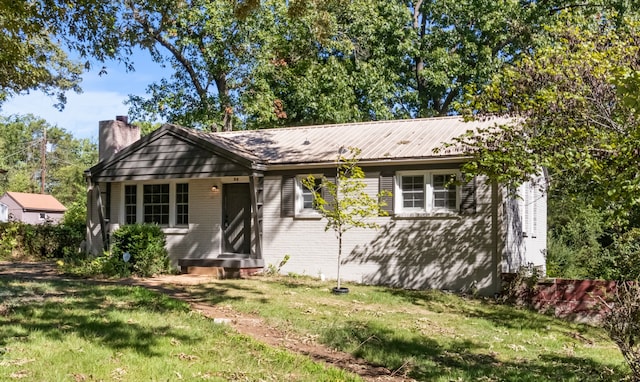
[451,14,640,221]
[304,147,389,235]
[409,0,561,117]
[445,13,640,379]
[0,1,82,108]
[546,199,607,278]
[603,282,640,381]
[264,254,291,276]
[0,114,97,206]
[62,199,87,232]
[303,147,389,289]
[4,0,638,127]
[0,221,84,260]
[109,224,172,278]
[600,229,640,281]
[0,222,19,259]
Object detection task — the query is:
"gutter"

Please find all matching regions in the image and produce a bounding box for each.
[263,155,471,171]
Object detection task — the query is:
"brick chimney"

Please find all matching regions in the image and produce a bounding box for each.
[98,116,140,161]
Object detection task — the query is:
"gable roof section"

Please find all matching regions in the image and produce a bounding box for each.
[217,116,510,165]
[2,192,66,212]
[88,124,264,181]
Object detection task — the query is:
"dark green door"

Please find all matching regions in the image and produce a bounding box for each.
[223,183,251,254]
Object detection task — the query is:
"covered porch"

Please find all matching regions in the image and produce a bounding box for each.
[86,122,267,275]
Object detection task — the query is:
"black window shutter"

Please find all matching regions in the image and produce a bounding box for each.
[379,173,394,215]
[460,176,477,214]
[322,176,335,207]
[281,176,295,217]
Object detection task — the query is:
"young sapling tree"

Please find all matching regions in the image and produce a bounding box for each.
[303,147,390,292]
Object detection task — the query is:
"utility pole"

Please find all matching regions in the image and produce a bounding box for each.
[40,126,46,194]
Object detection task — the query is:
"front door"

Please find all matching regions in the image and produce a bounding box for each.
[223,183,251,254]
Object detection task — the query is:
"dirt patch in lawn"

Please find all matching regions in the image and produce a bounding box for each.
[0,262,414,382]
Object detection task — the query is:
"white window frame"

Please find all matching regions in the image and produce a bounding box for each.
[295,175,322,218]
[124,184,137,225]
[120,181,190,227]
[395,170,460,215]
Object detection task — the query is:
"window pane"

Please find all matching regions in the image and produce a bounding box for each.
[124,185,137,224]
[402,176,424,209]
[143,184,169,224]
[176,183,189,225]
[302,178,322,210]
[433,174,456,211]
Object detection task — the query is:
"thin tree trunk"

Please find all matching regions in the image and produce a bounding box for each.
[337,232,342,290]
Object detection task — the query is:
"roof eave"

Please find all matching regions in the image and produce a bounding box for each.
[263,155,470,171]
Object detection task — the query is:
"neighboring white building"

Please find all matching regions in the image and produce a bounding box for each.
[85,117,547,295]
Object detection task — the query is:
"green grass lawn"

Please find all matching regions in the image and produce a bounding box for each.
[183,276,629,382]
[0,278,359,381]
[0,274,629,381]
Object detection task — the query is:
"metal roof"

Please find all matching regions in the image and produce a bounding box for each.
[212,116,510,165]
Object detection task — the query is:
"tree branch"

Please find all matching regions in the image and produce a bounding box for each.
[129,5,208,103]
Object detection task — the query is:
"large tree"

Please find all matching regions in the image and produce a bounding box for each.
[124,0,413,130]
[406,0,545,117]
[123,0,269,131]
[449,13,640,220]
[0,0,82,108]
[242,0,412,128]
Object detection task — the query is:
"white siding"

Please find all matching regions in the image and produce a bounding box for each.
[165,179,222,261]
[107,179,223,263]
[261,175,501,295]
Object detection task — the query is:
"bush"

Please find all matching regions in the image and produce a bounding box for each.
[546,202,605,278]
[0,221,85,261]
[110,224,172,277]
[0,223,20,259]
[601,228,640,281]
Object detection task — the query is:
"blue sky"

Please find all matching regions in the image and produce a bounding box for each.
[0,50,165,141]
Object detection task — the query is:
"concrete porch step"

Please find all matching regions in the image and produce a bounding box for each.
[178,256,264,278]
[178,257,264,269]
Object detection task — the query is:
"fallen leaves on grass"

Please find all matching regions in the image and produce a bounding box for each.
[9,370,29,379]
[0,358,35,366]
[111,367,127,380]
[177,352,199,361]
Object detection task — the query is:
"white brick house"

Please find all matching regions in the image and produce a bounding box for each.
[85,117,546,295]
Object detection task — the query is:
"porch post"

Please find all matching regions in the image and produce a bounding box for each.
[249,173,264,259]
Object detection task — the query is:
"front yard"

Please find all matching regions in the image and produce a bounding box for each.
[0,268,628,381]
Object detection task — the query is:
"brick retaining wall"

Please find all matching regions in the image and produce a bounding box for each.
[503,275,619,323]
[531,279,617,322]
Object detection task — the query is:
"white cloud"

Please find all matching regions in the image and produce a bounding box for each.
[1,90,130,140]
